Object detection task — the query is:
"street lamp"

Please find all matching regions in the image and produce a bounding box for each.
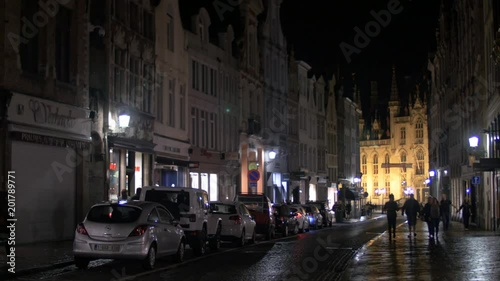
[268,150,277,160]
[118,112,131,128]
[469,136,479,148]
[429,170,435,177]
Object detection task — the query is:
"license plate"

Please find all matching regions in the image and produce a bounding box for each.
[94,244,120,252]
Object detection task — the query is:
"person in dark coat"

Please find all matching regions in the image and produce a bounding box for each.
[440,194,453,231]
[131,188,142,200]
[383,194,399,240]
[401,194,421,238]
[457,199,472,230]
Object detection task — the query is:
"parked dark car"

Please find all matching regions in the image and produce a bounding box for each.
[273,204,299,236]
[235,194,275,240]
[307,201,335,227]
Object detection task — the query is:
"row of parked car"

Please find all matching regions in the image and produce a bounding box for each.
[72,186,336,270]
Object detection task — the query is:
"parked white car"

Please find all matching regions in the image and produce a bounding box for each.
[209,201,256,246]
[73,201,185,270]
[140,186,222,255]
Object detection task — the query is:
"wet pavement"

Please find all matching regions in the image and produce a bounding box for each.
[341,220,500,281]
[3,215,500,281]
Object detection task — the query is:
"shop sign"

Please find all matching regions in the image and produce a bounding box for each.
[8,93,91,137]
[12,131,90,149]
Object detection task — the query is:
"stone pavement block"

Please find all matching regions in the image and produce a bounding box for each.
[341,220,500,280]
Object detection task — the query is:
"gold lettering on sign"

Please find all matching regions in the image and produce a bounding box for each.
[29,99,77,129]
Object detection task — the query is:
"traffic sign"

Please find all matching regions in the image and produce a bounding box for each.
[248,170,260,182]
[472,176,480,185]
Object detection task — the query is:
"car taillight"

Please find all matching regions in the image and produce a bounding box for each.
[76,223,88,235]
[229,215,242,224]
[129,225,149,237]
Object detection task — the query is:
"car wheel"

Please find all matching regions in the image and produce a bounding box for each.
[210,224,221,251]
[238,229,246,246]
[142,245,156,270]
[194,228,207,256]
[249,229,256,244]
[175,241,185,263]
[74,257,89,270]
[283,225,289,237]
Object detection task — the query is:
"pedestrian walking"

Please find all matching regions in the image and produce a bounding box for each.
[383,194,399,240]
[401,194,421,238]
[423,197,441,239]
[440,193,453,231]
[131,187,142,200]
[457,199,472,230]
[121,189,128,201]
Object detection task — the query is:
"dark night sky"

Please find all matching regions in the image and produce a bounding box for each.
[280,0,441,110]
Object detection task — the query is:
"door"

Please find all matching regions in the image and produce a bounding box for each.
[157,207,178,254]
[147,208,165,254]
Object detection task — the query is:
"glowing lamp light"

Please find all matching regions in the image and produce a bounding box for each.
[268,150,277,160]
[429,170,435,177]
[469,136,479,148]
[118,113,130,128]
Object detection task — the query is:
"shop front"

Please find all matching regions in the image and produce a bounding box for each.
[153,134,191,188]
[189,147,232,201]
[6,92,91,244]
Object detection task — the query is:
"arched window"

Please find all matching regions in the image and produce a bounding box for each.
[362,155,367,175]
[400,127,406,145]
[416,150,425,174]
[401,152,407,163]
[384,154,390,174]
[373,154,379,175]
[416,119,424,140]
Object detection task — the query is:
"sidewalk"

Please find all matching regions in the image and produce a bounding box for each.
[340,220,500,280]
[0,240,74,278]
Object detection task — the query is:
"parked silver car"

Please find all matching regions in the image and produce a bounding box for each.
[73,201,185,270]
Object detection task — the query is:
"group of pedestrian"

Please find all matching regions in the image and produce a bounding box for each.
[384,193,471,240]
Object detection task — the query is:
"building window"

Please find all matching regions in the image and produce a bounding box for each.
[201,65,207,93]
[416,150,425,175]
[192,60,199,90]
[114,48,127,102]
[209,113,216,149]
[191,107,198,146]
[199,22,204,42]
[400,127,406,145]
[401,152,407,163]
[385,154,390,174]
[129,56,141,106]
[180,85,186,130]
[385,180,391,198]
[168,79,176,127]
[362,155,367,175]
[248,31,256,67]
[113,0,127,22]
[156,76,164,123]
[143,63,154,113]
[56,6,72,83]
[143,11,154,40]
[416,119,424,140]
[201,111,206,148]
[167,13,174,51]
[373,154,379,175]
[20,0,39,74]
[129,2,140,32]
[210,69,217,96]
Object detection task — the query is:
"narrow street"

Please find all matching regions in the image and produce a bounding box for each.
[11,217,393,281]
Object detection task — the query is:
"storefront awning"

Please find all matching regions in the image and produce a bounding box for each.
[156,156,191,167]
[108,136,155,153]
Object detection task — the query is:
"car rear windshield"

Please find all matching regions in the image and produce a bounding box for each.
[237,196,266,212]
[87,205,141,223]
[144,190,190,219]
[210,203,236,214]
